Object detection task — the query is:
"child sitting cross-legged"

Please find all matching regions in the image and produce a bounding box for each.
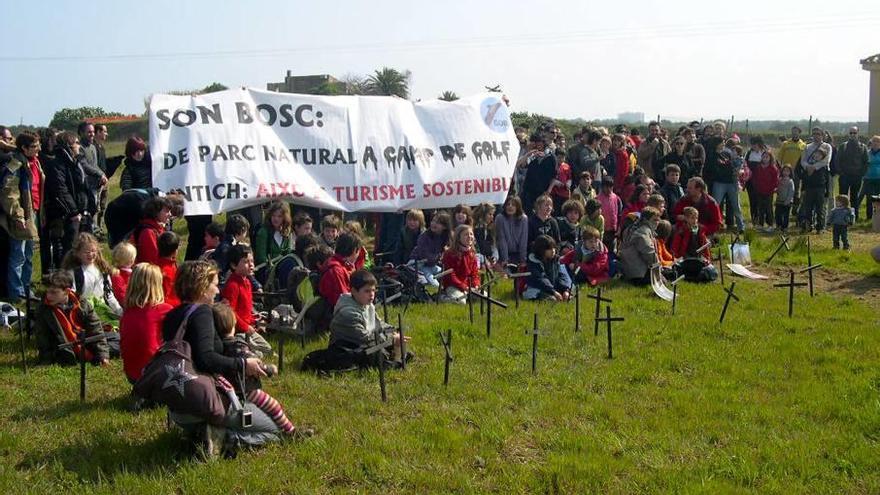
[524,234,572,301]
[34,270,111,366]
[439,224,480,304]
[213,303,312,439]
[221,244,272,357]
[328,269,410,366]
[655,220,675,269]
[560,226,609,287]
[200,222,224,260]
[671,206,718,282]
[110,241,136,305]
[557,199,585,254]
[409,212,452,287]
[157,231,181,307]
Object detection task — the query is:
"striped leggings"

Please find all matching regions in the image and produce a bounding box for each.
[247,389,295,434]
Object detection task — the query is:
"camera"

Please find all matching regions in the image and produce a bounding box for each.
[240,410,253,429]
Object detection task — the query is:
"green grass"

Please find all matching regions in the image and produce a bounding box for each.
[3,237,880,493]
[5,141,878,492]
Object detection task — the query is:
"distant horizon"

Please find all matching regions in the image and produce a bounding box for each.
[1,0,877,127]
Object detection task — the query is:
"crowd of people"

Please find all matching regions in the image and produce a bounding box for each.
[1,117,878,456]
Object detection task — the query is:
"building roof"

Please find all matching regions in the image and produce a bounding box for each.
[862,53,880,67]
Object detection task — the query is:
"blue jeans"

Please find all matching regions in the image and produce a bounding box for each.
[8,237,34,299]
[711,182,744,231]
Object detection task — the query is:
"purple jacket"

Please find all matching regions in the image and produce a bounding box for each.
[409,230,447,266]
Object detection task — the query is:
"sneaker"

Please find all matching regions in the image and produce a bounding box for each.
[200,423,226,460]
[287,426,316,440]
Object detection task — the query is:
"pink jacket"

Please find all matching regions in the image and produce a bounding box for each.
[597,192,622,232]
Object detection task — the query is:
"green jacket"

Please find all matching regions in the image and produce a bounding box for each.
[0,151,41,240]
[253,225,293,266]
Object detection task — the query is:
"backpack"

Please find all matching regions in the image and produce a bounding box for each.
[133,304,227,424]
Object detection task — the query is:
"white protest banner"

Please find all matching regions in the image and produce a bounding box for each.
[149,88,517,214]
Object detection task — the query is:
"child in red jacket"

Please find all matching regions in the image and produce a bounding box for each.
[750,151,780,231]
[221,244,272,357]
[440,225,480,304]
[156,232,181,307]
[671,207,718,282]
[119,263,173,384]
[317,233,362,308]
[110,241,136,306]
[560,226,609,286]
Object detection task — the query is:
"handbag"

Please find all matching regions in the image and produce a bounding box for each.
[133,304,226,424]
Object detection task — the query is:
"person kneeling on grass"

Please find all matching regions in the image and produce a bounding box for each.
[34,270,112,366]
[213,303,312,439]
[439,224,480,304]
[670,206,718,283]
[618,206,661,285]
[524,234,572,301]
[560,226,609,287]
[327,269,411,367]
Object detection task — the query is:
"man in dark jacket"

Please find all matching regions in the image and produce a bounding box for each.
[567,129,602,190]
[43,132,89,267]
[837,126,869,219]
[519,133,556,215]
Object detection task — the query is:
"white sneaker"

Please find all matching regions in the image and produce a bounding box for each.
[765,226,775,233]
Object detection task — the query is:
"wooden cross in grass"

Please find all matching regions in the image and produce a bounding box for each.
[508,267,531,309]
[804,237,822,297]
[710,246,725,286]
[586,287,612,336]
[396,313,407,370]
[595,306,624,359]
[468,285,508,338]
[524,313,548,373]
[766,234,792,264]
[363,335,395,403]
[774,270,807,318]
[439,329,453,386]
[669,275,685,315]
[57,332,108,402]
[718,282,740,324]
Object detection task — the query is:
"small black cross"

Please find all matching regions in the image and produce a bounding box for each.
[439,329,453,386]
[766,234,792,264]
[774,270,807,317]
[468,286,508,338]
[718,282,740,324]
[595,306,624,359]
[669,275,685,315]
[397,313,407,370]
[586,287,612,336]
[57,332,107,402]
[711,247,725,286]
[508,270,531,309]
[799,263,823,298]
[524,313,547,373]
[363,336,394,402]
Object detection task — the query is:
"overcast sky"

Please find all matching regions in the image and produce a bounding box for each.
[2,0,878,126]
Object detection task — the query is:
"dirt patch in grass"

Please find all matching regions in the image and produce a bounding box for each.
[759,265,880,302]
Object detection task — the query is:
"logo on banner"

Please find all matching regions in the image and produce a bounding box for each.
[480,97,510,133]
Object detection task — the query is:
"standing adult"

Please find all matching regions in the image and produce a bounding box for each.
[44,131,89,268]
[637,121,671,184]
[37,128,59,276]
[93,124,124,232]
[798,127,832,233]
[743,136,767,225]
[671,177,723,236]
[837,126,869,219]
[119,136,153,190]
[859,136,880,220]
[163,261,280,453]
[661,136,695,184]
[777,126,806,215]
[518,133,557,215]
[567,129,602,191]
[76,122,107,233]
[0,131,42,301]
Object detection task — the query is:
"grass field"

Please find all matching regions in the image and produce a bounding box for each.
[1,143,879,493]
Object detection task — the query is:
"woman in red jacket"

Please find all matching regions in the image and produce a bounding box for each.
[440,224,480,304]
[119,263,173,384]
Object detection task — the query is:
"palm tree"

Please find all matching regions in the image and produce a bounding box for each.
[438,91,459,101]
[365,67,411,98]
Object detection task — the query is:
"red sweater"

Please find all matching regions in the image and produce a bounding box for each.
[222,273,254,333]
[119,303,173,381]
[110,268,132,306]
[751,163,780,196]
[133,218,165,265]
[318,254,354,307]
[441,248,480,291]
[560,244,609,286]
[671,193,723,236]
[156,257,180,307]
[671,225,711,262]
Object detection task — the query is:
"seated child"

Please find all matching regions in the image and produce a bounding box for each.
[658,164,684,217]
[557,199,585,253]
[524,234,572,301]
[34,271,111,366]
[62,232,124,319]
[409,212,452,287]
[254,201,294,269]
[528,195,561,247]
[221,244,272,357]
[472,203,498,269]
[199,222,224,260]
[157,231,181,307]
[580,198,605,236]
[655,220,675,268]
[293,211,313,238]
[343,220,371,270]
[213,303,309,438]
[318,233,362,309]
[440,225,480,304]
[328,269,408,364]
[560,226,609,286]
[671,206,718,282]
[452,204,474,228]
[119,263,173,384]
[320,214,341,249]
[573,171,596,203]
[550,148,572,214]
[212,214,250,278]
[394,209,425,265]
[110,241,136,305]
